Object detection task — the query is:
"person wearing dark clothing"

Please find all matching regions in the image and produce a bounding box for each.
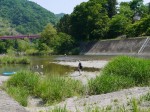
[78,60,82,75]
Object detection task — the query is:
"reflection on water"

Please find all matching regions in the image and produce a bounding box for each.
[1,54,149,76]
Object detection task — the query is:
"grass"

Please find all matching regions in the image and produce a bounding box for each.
[141,92,150,101]
[103,56,150,85]
[49,106,69,112]
[88,74,135,94]
[88,56,150,95]
[35,76,84,104]
[5,71,84,106]
[0,55,30,64]
[6,86,29,106]
[5,71,39,106]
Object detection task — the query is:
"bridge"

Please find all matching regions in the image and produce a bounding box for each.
[0,35,40,39]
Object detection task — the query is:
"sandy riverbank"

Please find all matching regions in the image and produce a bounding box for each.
[52,60,109,69]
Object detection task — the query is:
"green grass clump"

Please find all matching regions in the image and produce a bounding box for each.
[0,55,30,64]
[5,71,84,106]
[88,56,150,95]
[6,86,29,106]
[5,71,40,106]
[88,74,135,94]
[103,56,150,85]
[35,76,84,104]
[6,71,40,94]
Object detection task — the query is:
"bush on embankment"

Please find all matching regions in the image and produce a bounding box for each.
[5,71,84,106]
[88,56,150,95]
[0,55,30,64]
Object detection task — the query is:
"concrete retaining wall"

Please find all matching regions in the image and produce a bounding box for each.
[80,37,150,55]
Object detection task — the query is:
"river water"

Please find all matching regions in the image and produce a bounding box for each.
[0,55,114,76]
[1,55,149,76]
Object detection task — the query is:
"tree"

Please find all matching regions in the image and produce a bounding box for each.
[108,14,131,38]
[55,32,75,54]
[40,23,57,48]
[126,15,150,37]
[107,0,117,18]
[119,2,134,20]
[70,1,109,41]
[56,14,71,34]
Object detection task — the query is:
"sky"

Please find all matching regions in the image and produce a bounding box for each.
[29,0,150,14]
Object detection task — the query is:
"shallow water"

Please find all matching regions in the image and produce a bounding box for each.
[1,54,148,76]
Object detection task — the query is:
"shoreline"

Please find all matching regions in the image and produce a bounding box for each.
[51,60,108,69]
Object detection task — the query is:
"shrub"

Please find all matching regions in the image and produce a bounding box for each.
[35,76,84,104]
[88,56,150,95]
[6,71,39,94]
[88,74,135,95]
[103,56,150,85]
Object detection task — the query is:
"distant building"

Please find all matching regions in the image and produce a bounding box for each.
[133,13,141,21]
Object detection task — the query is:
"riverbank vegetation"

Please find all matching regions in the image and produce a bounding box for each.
[5,71,84,106]
[0,55,30,64]
[88,56,150,95]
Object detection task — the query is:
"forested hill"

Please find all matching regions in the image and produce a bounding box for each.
[0,0,58,34]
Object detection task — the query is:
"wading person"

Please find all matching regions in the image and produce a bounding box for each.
[78,60,83,75]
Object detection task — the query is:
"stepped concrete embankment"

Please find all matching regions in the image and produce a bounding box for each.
[80,37,150,55]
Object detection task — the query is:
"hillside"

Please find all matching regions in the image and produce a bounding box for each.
[0,0,58,34]
[0,17,19,36]
[55,13,65,20]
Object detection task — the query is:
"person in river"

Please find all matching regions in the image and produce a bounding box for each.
[78,60,83,75]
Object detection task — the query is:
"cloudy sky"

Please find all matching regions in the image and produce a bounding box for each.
[29,0,150,14]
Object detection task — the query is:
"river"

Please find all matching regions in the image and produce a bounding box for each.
[1,54,149,76]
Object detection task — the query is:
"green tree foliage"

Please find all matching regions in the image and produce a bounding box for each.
[56,33,75,54]
[70,1,109,41]
[119,2,134,20]
[129,0,143,13]
[126,15,150,37]
[108,14,131,38]
[0,40,7,53]
[106,0,117,18]
[56,14,71,34]
[0,17,19,36]
[40,23,57,48]
[0,0,58,34]
[39,23,75,54]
